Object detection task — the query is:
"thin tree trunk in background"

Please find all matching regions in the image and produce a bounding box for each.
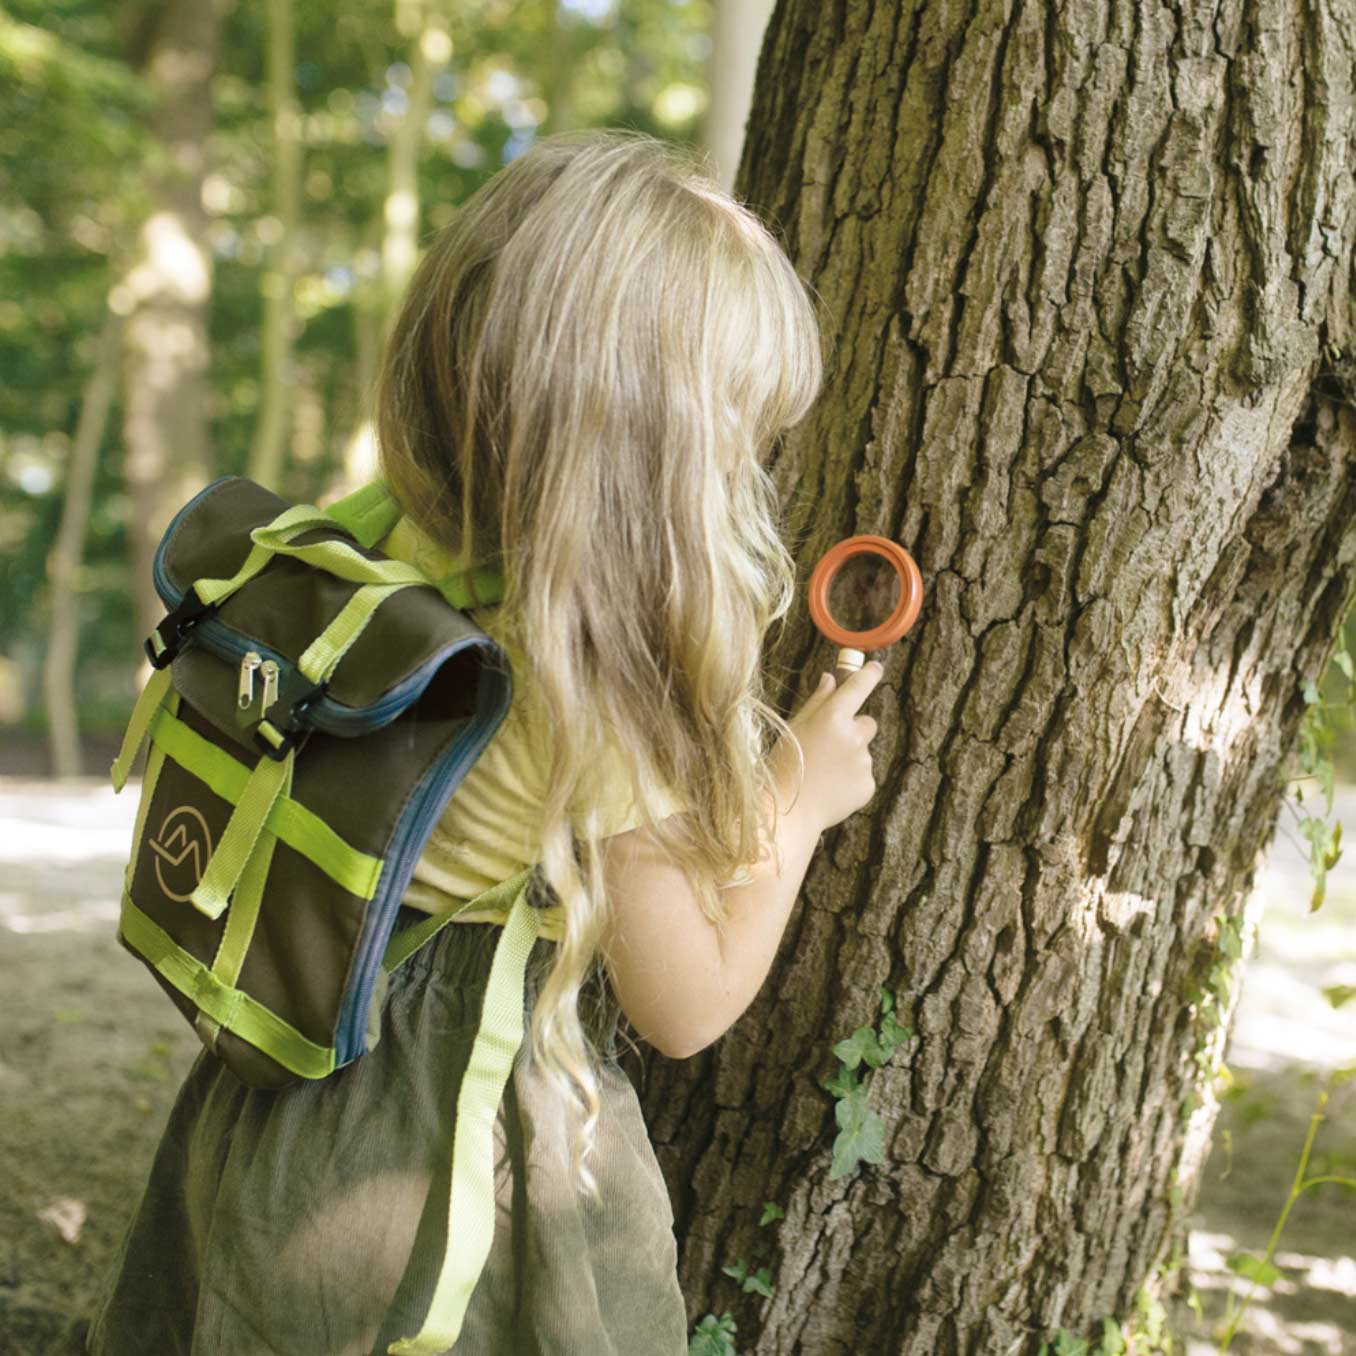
[353,236,381,422]
[702,0,775,195]
[538,0,580,136]
[380,0,450,338]
[43,309,123,779]
[330,223,383,497]
[120,0,227,650]
[246,0,302,491]
[630,1,1356,1350]
[329,1,449,502]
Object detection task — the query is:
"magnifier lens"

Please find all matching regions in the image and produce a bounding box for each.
[827,552,902,634]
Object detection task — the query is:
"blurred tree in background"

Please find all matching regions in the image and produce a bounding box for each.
[0,0,721,771]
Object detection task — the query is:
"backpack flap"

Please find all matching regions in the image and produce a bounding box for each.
[151,475,508,751]
[112,475,516,1089]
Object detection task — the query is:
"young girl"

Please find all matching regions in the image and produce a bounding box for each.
[86,126,882,1356]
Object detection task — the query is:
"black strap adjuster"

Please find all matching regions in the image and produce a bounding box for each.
[252,679,328,761]
[144,586,217,669]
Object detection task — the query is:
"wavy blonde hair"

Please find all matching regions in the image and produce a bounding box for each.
[374,127,824,1201]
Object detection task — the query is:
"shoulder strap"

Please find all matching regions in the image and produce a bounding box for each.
[323,477,404,549]
[323,477,508,611]
[385,870,561,1356]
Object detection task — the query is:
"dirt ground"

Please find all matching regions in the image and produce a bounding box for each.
[1,770,1353,1356]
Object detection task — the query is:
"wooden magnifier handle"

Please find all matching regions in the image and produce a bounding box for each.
[833,647,867,686]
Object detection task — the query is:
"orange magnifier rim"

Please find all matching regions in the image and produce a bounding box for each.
[807,535,923,650]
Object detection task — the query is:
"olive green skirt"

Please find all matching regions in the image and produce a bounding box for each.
[85,910,688,1356]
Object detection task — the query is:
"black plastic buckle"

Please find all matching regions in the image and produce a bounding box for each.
[252,679,328,761]
[144,586,217,669]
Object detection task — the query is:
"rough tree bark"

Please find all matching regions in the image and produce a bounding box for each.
[626,1,1356,1351]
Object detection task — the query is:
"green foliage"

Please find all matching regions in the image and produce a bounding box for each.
[687,1311,738,1356]
[1287,622,1353,910]
[1037,1284,1171,1355]
[688,989,915,1347]
[3,0,713,741]
[690,1197,785,1354]
[719,1258,773,1298]
[1223,1253,1281,1288]
[822,985,914,1179]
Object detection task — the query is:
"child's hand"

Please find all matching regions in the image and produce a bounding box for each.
[771,661,884,834]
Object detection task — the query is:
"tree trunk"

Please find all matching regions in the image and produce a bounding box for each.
[43,308,123,778]
[702,0,776,195]
[537,0,581,137]
[246,0,302,491]
[629,1,1356,1351]
[119,0,228,649]
[380,0,450,337]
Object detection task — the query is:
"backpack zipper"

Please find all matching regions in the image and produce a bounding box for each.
[259,658,280,713]
[152,498,502,736]
[237,651,262,710]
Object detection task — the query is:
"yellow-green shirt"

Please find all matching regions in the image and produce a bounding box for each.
[378,514,689,917]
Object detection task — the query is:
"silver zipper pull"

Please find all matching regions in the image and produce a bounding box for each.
[259,659,280,715]
[237,651,262,710]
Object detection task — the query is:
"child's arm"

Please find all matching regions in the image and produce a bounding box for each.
[599,777,823,1060]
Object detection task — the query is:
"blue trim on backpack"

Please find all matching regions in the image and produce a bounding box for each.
[332,661,513,1066]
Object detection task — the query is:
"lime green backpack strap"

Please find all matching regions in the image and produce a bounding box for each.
[322,477,405,549]
[385,870,549,1356]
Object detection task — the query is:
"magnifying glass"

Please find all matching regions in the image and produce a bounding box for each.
[807,535,924,685]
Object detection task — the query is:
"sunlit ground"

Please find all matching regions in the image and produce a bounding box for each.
[0,775,1353,1352]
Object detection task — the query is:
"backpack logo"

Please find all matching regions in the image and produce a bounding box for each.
[150,806,214,902]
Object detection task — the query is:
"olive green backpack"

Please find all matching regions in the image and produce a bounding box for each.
[109,472,564,1356]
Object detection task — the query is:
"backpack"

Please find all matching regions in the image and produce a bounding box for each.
[109,472,565,1356]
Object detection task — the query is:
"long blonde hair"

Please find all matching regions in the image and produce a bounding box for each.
[374,127,824,1201]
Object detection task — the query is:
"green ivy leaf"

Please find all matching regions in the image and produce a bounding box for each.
[821,1064,859,1099]
[1098,1316,1127,1355]
[878,1011,913,1053]
[1225,1251,1281,1287]
[720,1260,747,1285]
[758,1201,784,1226]
[1322,984,1356,1010]
[828,1085,885,1178]
[742,1266,774,1298]
[833,1026,885,1069]
[1208,967,1233,1005]
[1051,1330,1089,1356]
[1217,918,1243,959]
[687,1311,738,1356]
